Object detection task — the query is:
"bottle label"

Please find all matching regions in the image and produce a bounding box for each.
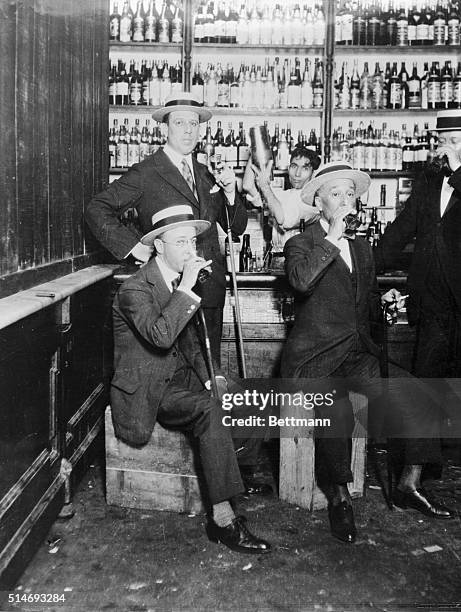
[132,18,144,41]
[139,142,150,162]
[448,21,461,45]
[301,83,313,109]
[365,146,376,171]
[350,89,360,109]
[226,20,238,41]
[191,83,204,104]
[287,84,301,109]
[454,81,461,104]
[428,81,441,104]
[110,18,120,39]
[342,15,353,42]
[109,144,117,168]
[145,17,156,41]
[312,86,323,108]
[130,83,142,105]
[403,148,414,164]
[230,84,240,107]
[396,22,408,45]
[117,81,129,97]
[408,24,416,42]
[217,83,230,107]
[418,146,429,163]
[238,144,250,165]
[128,144,140,166]
[389,82,401,106]
[158,20,169,43]
[416,23,429,41]
[172,22,183,43]
[441,81,454,105]
[117,143,128,167]
[434,22,446,44]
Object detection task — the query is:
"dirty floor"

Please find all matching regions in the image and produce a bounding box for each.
[1,446,461,612]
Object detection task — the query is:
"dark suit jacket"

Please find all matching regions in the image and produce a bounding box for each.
[86,149,248,307]
[375,166,461,324]
[281,222,381,378]
[111,258,210,445]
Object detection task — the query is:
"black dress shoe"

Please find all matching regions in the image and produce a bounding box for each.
[328,501,357,543]
[206,516,271,554]
[393,488,453,519]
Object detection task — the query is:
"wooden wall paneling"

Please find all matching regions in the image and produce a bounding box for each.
[33,0,50,267]
[16,1,36,270]
[47,3,63,261]
[59,0,74,259]
[0,1,18,274]
[93,0,109,199]
[82,2,95,232]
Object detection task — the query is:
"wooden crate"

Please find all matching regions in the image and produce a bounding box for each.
[105,408,205,514]
[279,392,367,511]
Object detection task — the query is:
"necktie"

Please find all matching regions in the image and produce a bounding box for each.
[181,159,197,199]
[171,276,181,291]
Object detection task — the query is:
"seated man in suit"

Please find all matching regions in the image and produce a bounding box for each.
[111,204,271,555]
[281,162,452,544]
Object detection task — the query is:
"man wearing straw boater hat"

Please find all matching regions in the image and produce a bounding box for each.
[110,204,271,555]
[86,92,247,365]
[376,109,461,381]
[281,161,452,544]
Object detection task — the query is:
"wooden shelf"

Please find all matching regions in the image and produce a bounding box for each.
[109,105,322,116]
[334,44,461,53]
[109,41,182,49]
[334,108,438,116]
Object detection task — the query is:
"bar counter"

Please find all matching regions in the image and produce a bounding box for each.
[113,267,414,378]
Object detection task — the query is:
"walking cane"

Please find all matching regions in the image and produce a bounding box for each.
[224,205,247,379]
[197,307,220,399]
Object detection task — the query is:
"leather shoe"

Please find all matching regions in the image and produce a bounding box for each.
[328,501,357,543]
[206,516,271,554]
[393,488,453,519]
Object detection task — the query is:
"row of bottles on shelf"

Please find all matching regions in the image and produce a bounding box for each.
[109,59,183,106]
[331,121,437,171]
[109,117,320,170]
[190,58,323,109]
[110,0,183,43]
[335,0,461,46]
[334,59,461,110]
[194,0,326,46]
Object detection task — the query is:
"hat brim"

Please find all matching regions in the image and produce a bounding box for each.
[301,169,371,206]
[152,105,212,123]
[141,219,211,246]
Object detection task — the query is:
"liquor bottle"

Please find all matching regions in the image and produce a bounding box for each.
[144,0,158,42]
[191,64,204,104]
[271,123,280,164]
[194,3,205,42]
[402,124,413,170]
[418,122,430,165]
[236,3,249,44]
[109,122,117,168]
[440,60,454,109]
[454,61,461,108]
[226,2,238,44]
[158,1,170,43]
[304,5,314,45]
[433,0,447,45]
[336,0,344,45]
[407,2,419,46]
[128,120,140,167]
[119,0,133,42]
[237,124,250,168]
[132,1,145,42]
[388,62,401,109]
[380,184,387,207]
[225,123,238,167]
[203,122,215,165]
[313,3,326,46]
[110,2,120,40]
[139,120,150,162]
[448,1,461,46]
[354,2,366,44]
[408,62,421,108]
[204,65,218,107]
[276,129,290,170]
[386,1,398,45]
[214,1,226,43]
[427,62,441,109]
[292,4,303,45]
[287,60,302,109]
[109,63,116,105]
[239,234,252,273]
[350,60,360,109]
[371,61,383,109]
[396,3,409,46]
[342,0,353,45]
[158,61,171,105]
[417,2,431,45]
[338,61,351,109]
[312,60,324,109]
[368,0,380,46]
[214,120,226,160]
[117,119,129,168]
[359,61,371,110]
[299,218,306,233]
[399,62,410,109]
[217,65,230,107]
[248,4,260,45]
[171,4,183,43]
[226,236,240,272]
[229,65,241,108]
[117,61,130,105]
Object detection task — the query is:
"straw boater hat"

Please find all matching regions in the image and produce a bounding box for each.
[436,109,461,132]
[152,92,212,123]
[141,205,210,246]
[301,161,371,206]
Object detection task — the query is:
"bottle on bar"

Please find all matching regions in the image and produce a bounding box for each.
[239,234,252,273]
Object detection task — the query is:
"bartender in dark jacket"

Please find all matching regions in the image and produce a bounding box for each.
[85,92,247,365]
[375,110,461,379]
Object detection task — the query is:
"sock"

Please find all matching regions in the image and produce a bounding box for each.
[397,464,422,492]
[212,501,235,527]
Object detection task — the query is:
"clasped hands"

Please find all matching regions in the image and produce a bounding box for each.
[381,288,408,326]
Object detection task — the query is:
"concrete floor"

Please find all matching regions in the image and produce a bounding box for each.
[2,448,461,612]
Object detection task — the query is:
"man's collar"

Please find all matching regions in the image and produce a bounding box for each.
[156,255,179,289]
[163,143,193,169]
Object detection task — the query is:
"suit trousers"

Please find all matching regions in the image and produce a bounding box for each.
[299,349,442,486]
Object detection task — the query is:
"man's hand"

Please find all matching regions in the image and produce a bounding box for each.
[178,256,213,292]
[436,145,461,173]
[326,206,354,242]
[252,159,273,193]
[131,242,154,265]
[381,288,408,325]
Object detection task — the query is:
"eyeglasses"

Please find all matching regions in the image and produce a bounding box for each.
[161,237,198,249]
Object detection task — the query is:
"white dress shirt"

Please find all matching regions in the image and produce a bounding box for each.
[321,218,353,272]
[440,176,454,217]
[156,255,201,302]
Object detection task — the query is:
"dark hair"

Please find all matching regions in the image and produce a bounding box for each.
[290,146,321,171]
